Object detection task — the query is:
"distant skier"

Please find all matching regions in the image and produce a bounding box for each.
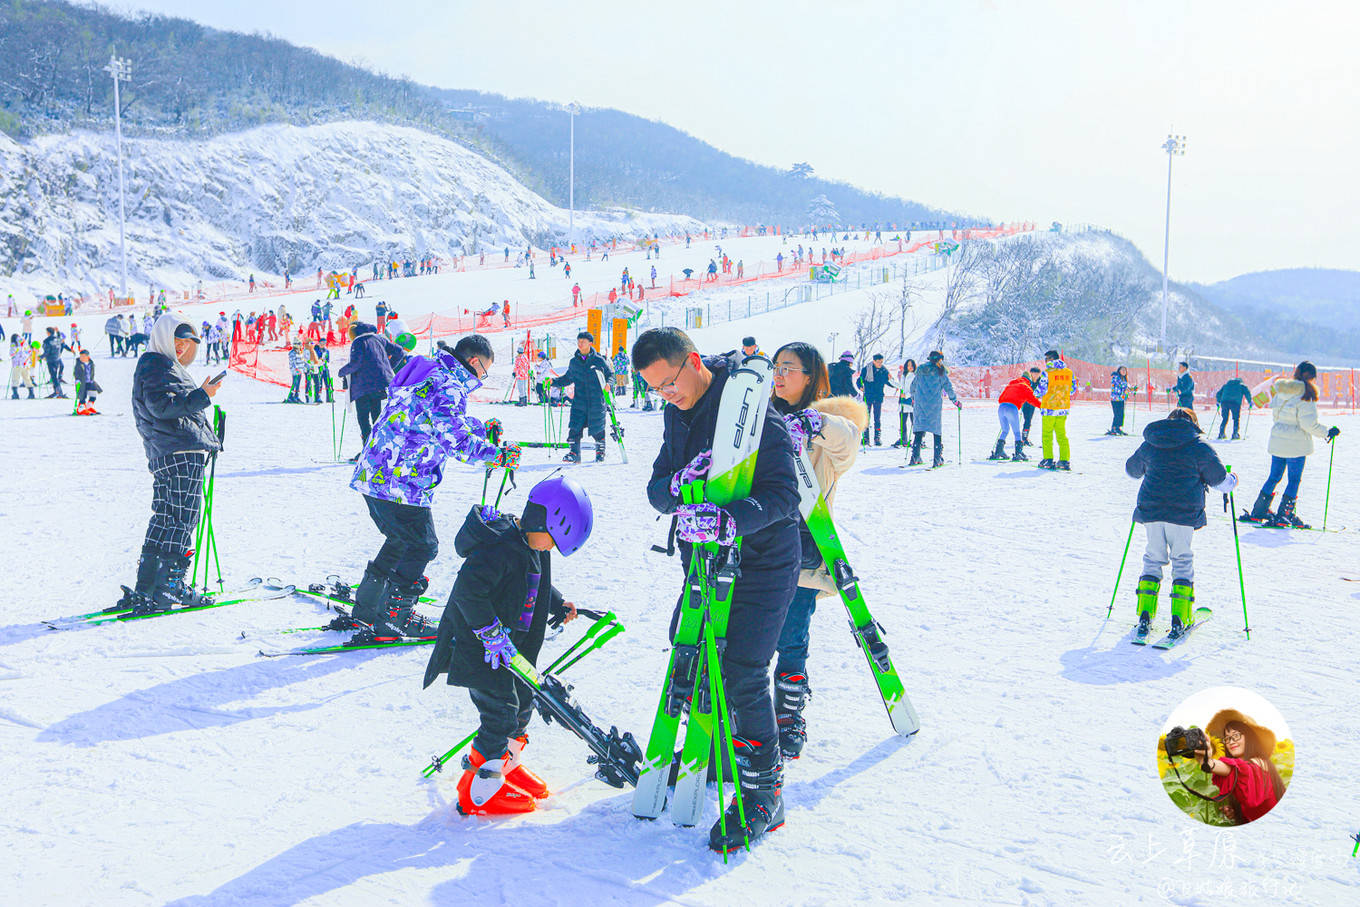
[854,353,894,445]
[828,351,856,398]
[906,351,960,467]
[348,335,518,642]
[632,326,800,852]
[1036,351,1074,471]
[891,359,916,448]
[1124,407,1237,640]
[612,346,630,398]
[421,475,590,816]
[1106,366,1135,436]
[1173,362,1195,409]
[988,371,1042,461]
[551,331,613,463]
[1214,377,1252,440]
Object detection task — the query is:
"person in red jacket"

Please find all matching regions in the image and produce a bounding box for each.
[1191,708,1286,825]
[989,373,1043,461]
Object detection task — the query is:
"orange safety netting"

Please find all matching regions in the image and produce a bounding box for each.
[950,356,1358,412]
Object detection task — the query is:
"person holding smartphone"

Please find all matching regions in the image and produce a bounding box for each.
[119,314,223,615]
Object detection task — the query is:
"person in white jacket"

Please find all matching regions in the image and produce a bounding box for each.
[1242,361,1340,529]
[768,340,868,758]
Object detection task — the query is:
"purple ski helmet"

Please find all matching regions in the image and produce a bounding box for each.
[522,475,593,556]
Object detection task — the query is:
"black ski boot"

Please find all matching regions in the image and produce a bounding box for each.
[350,570,435,643]
[1268,494,1309,529]
[1021,428,1032,448]
[1036,458,1055,470]
[124,550,182,615]
[563,440,582,464]
[1242,490,1274,522]
[774,672,811,759]
[1057,460,1071,471]
[861,430,870,447]
[987,438,1008,460]
[1011,440,1027,462]
[708,737,785,853]
[594,438,606,462]
[907,434,924,466]
[873,429,882,447]
[931,438,945,468]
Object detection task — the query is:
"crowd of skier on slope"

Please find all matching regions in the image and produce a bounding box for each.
[82,296,1339,853]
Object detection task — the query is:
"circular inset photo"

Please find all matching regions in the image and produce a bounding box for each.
[1157,686,1293,826]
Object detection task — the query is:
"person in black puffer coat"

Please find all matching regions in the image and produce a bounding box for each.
[422,476,592,816]
[337,321,404,455]
[551,331,613,463]
[828,351,857,397]
[122,314,223,614]
[1124,408,1237,639]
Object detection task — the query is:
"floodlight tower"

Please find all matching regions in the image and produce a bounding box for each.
[1158,133,1186,354]
[105,55,132,300]
[568,102,581,253]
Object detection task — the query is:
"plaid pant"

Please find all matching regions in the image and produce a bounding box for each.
[144,453,207,556]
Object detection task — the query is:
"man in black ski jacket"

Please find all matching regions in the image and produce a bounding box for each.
[41,327,71,397]
[855,353,895,445]
[551,331,612,463]
[633,326,800,853]
[828,351,857,397]
[1214,377,1253,440]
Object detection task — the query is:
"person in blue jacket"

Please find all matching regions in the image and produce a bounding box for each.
[337,322,405,455]
[1173,362,1195,409]
[1124,408,1237,640]
[1214,377,1253,440]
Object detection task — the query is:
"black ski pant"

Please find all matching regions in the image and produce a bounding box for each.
[1111,400,1125,431]
[566,396,605,443]
[1219,401,1241,437]
[46,358,63,392]
[1021,403,1035,433]
[354,392,385,444]
[864,398,883,436]
[143,452,207,558]
[469,685,533,760]
[365,495,438,585]
[668,573,796,750]
[108,334,122,357]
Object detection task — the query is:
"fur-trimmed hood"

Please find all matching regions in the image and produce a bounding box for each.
[812,395,869,433]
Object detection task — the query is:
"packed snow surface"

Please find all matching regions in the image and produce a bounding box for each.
[2,254,1357,906]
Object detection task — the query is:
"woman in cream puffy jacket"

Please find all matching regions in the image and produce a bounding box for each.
[769,341,868,759]
[1242,361,1339,529]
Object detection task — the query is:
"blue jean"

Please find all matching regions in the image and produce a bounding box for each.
[775,586,820,675]
[997,403,1022,442]
[1260,455,1305,499]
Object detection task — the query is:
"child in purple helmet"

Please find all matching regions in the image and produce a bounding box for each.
[422,475,592,816]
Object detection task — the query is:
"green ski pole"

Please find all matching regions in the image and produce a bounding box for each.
[1322,437,1337,532]
[330,396,337,460]
[1228,479,1250,640]
[1107,519,1135,618]
[72,381,81,415]
[957,403,962,468]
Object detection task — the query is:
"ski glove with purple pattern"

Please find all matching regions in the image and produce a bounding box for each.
[474,619,518,670]
[783,409,824,453]
[674,502,737,545]
[669,447,713,497]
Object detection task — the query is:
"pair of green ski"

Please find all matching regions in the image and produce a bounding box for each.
[596,371,629,463]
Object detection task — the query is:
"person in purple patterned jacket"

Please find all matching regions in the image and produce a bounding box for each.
[347,334,519,643]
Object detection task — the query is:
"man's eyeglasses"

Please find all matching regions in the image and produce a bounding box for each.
[773,365,809,377]
[648,359,687,395]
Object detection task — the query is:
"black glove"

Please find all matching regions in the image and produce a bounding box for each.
[1327,426,1340,441]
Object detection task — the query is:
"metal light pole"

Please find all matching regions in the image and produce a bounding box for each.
[568,102,581,253]
[1158,133,1186,354]
[105,55,132,301]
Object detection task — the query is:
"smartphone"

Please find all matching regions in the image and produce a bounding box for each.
[211,370,227,384]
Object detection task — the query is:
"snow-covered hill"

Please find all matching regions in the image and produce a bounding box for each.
[0,121,706,300]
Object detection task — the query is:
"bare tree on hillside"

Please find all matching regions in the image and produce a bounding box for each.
[930,240,985,351]
[853,290,896,367]
[894,269,922,361]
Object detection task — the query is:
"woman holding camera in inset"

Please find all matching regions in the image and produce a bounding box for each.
[1192,709,1286,825]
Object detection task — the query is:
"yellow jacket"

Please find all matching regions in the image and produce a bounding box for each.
[1040,360,1073,415]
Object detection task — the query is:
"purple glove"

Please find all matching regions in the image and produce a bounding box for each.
[783,409,824,453]
[669,448,713,496]
[474,619,518,670]
[675,502,737,545]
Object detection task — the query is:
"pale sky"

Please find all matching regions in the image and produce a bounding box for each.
[121,0,1359,282]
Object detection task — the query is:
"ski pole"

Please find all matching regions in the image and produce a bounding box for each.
[330,396,337,460]
[72,381,81,415]
[1322,437,1337,532]
[957,403,963,468]
[338,401,348,460]
[1107,519,1135,618]
[1228,482,1250,640]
